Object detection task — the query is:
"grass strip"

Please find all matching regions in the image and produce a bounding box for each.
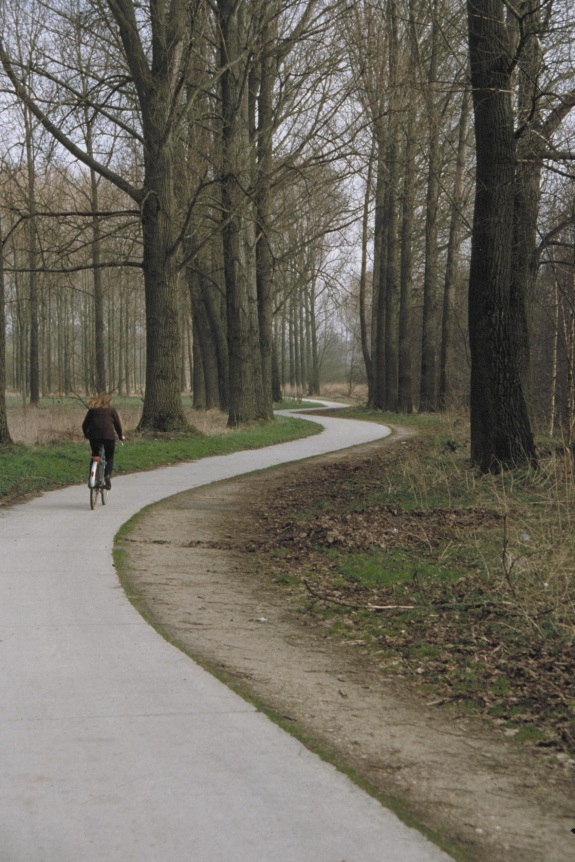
[0,415,321,503]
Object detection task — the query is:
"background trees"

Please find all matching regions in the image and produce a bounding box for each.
[1,0,575,463]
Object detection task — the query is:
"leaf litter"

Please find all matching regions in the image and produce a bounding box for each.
[240,447,575,755]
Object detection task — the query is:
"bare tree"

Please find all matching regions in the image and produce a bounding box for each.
[0,214,13,445]
[439,90,471,409]
[467,0,536,470]
[0,0,207,429]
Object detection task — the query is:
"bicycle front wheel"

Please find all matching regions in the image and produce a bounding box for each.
[100,486,109,505]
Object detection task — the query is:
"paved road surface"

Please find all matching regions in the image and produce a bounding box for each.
[0,407,454,861]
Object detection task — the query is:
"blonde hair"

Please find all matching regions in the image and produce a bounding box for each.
[88,392,112,409]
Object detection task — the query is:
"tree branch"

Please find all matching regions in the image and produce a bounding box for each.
[0,38,142,203]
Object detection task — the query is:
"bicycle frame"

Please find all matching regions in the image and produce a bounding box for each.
[89,446,108,509]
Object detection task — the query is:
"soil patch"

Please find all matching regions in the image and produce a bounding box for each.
[118,435,575,862]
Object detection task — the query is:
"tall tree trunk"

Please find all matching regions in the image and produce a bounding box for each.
[308,281,321,395]
[298,292,307,391]
[383,149,399,411]
[288,296,296,390]
[398,110,416,414]
[359,145,374,401]
[89,162,106,393]
[202,268,230,411]
[138,153,186,429]
[467,0,536,470]
[0,217,13,444]
[383,0,400,411]
[439,91,470,409]
[109,0,188,430]
[508,0,543,402]
[371,148,387,410]
[189,270,220,409]
[291,293,301,394]
[43,283,52,395]
[218,0,264,425]
[419,0,441,412]
[549,276,559,437]
[254,34,276,420]
[24,107,39,406]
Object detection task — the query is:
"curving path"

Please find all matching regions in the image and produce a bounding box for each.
[0,406,454,861]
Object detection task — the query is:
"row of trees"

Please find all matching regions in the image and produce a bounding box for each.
[0,162,347,399]
[1,0,575,470]
[1,176,348,402]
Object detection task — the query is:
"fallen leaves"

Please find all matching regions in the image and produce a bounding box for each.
[236,447,575,754]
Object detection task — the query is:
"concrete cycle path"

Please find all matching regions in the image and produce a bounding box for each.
[0,405,454,862]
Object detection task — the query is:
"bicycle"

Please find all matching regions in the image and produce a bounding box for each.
[88,445,109,510]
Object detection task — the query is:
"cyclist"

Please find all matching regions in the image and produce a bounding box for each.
[82,392,126,489]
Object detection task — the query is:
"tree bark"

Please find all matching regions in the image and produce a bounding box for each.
[359,146,374,402]
[88,153,106,394]
[439,91,470,409]
[189,269,221,409]
[371,148,387,410]
[111,0,188,431]
[383,0,400,412]
[419,0,441,412]
[398,106,416,414]
[467,0,536,470]
[0,216,13,445]
[138,142,187,430]
[254,31,276,420]
[218,0,264,425]
[24,107,40,406]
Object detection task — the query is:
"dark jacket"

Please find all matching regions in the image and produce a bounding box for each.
[82,407,123,441]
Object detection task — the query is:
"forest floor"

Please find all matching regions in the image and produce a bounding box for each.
[119,430,575,862]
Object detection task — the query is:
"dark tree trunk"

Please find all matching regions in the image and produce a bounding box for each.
[90,167,106,394]
[189,270,220,410]
[509,0,544,398]
[218,0,264,426]
[419,0,441,413]
[271,343,282,402]
[383,0,400,412]
[137,145,187,430]
[439,92,470,409]
[371,149,387,410]
[25,114,39,406]
[467,0,536,470]
[359,146,374,403]
[398,111,416,415]
[0,217,13,445]
[307,282,321,395]
[254,38,276,420]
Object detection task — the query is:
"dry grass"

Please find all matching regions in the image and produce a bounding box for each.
[6,401,229,446]
[6,386,366,446]
[280,382,368,403]
[8,403,89,445]
[240,423,575,750]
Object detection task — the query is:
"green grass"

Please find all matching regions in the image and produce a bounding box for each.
[248,410,575,751]
[0,415,321,503]
[329,547,463,589]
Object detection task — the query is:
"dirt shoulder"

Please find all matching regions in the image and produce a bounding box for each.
[117,434,575,862]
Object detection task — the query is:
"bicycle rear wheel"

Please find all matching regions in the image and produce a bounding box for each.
[90,485,99,509]
[98,457,108,505]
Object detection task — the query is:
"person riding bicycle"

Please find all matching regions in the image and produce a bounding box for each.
[82,392,125,489]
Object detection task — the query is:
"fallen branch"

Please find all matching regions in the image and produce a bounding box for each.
[304,579,419,611]
[303,579,361,609]
[366,603,418,611]
[304,580,554,620]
